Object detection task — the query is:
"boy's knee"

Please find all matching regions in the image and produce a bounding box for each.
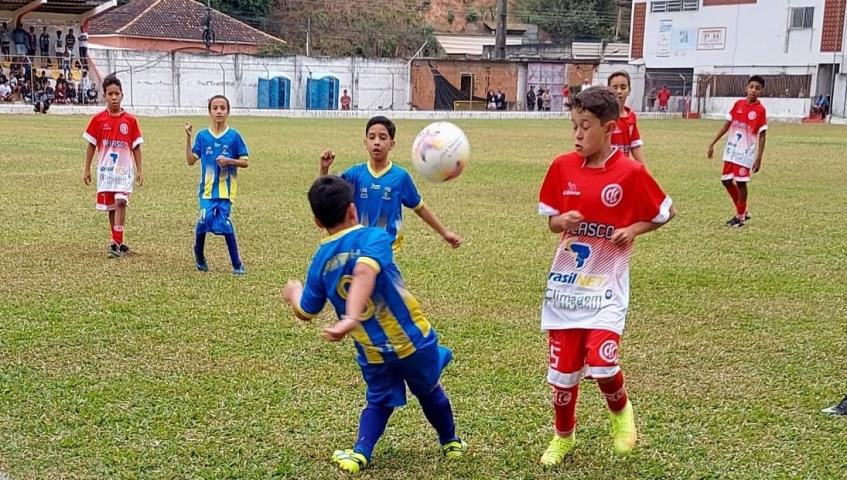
[721,179,734,188]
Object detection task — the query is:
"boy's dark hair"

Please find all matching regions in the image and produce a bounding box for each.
[309,176,354,229]
[102,75,122,92]
[748,75,765,88]
[366,116,396,139]
[208,94,230,112]
[607,70,631,87]
[572,86,620,124]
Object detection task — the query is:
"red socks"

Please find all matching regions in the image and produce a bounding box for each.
[598,372,628,413]
[553,386,579,436]
[725,183,739,204]
[112,225,124,245]
[735,200,747,218]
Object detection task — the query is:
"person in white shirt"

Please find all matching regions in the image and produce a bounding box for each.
[0,81,11,101]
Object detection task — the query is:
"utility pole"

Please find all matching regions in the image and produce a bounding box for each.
[495,0,507,60]
[306,17,311,56]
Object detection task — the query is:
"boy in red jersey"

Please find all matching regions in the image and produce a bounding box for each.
[707,75,768,227]
[537,87,676,465]
[83,75,144,257]
[607,71,645,163]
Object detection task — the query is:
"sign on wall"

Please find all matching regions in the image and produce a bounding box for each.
[672,28,696,54]
[657,20,673,57]
[697,27,727,50]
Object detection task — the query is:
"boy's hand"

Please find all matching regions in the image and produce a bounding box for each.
[282,279,303,304]
[552,210,584,232]
[216,155,231,167]
[753,158,762,173]
[321,324,347,342]
[319,149,336,169]
[184,122,193,137]
[706,144,715,159]
[442,230,462,248]
[610,226,636,246]
[136,171,144,186]
[83,170,91,186]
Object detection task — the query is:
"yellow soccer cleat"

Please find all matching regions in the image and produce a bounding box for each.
[540,434,576,466]
[441,439,467,458]
[331,449,368,474]
[610,401,637,455]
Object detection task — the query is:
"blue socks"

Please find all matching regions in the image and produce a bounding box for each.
[353,404,394,460]
[224,232,242,269]
[418,384,457,445]
[194,231,206,263]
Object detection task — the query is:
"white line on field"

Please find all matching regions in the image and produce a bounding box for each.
[0,169,76,177]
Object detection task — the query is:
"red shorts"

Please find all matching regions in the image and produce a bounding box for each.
[96,191,130,211]
[721,162,751,182]
[547,329,621,388]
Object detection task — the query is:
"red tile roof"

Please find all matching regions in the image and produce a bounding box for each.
[88,0,283,45]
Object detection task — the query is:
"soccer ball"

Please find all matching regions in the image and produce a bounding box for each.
[411,122,470,182]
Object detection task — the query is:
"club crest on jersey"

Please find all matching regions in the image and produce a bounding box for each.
[747,111,757,121]
[120,123,128,135]
[601,183,623,207]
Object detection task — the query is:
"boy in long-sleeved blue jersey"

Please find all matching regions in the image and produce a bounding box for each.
[282,176,466,474]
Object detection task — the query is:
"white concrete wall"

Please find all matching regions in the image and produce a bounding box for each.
[633,0,833,69]
[595,63,646,111]
[88,49,409,110]
[705,97,812,119]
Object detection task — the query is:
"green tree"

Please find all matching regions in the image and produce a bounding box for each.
[514,0,617,43]
[211,0,273,18]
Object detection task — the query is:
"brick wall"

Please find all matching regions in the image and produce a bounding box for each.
[410,60,519,109]
[821,0,847,52]
[631,3,646,60]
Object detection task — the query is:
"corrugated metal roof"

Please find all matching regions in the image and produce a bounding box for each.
[434,34,524,56]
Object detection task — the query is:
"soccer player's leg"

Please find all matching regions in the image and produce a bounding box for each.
[721,162,741,225]
[585,329,635,455]
[211,201,243,275]
[113,193,129,254]
[332,363,404,473]
[404,344,466,458]
[194,202,210,271]
[542,329,584,466]
[734,166,751,225]
[97,192,120,257]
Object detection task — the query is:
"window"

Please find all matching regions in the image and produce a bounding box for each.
[651,0,699,13]
[789,7,814,30]
[460,74,474,98]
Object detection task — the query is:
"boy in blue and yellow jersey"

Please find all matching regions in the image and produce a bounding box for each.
[319,116,461,251]
[282,176,466,474]
[184,95,249,275]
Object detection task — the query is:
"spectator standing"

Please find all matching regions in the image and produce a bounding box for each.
[536,87,544,111]
[657,85,671,112]
[26,26,37,57]
[55,30,63,65]
[562,84,571,111]
[526,86,536,111]
[340,88,351,110]
[78,28,89,69]
[1,23,10,61]
[12,23,27,56]
[39,27,50,67]
[65,28,76,64]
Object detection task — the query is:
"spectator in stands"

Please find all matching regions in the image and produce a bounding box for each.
[657,85,671,112]
[33,80,50,113]
[55,78,66,103]
[526,86,536,111]
[80,69,91,103]
[0,66,6,85]
[78,28,89,69]
[55,30,63,65]
[541,88,551,111]
[9,73,19,98]
[581,78,590,91]
[495,88,506,110]
[536,87,544,111]
[340,88,351,110]
[12,23,27,56]
[486,89,496,110]
[65,28,76,62]
[26,26,37,57]
[1,23,10,61]
[647,88,657,111]
[562,84,571,111]
[61,48,71,79]
[0,80,11,102]
[39,27,50,67]
[67,80,77,103]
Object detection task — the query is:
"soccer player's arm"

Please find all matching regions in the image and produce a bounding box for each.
[754,113,768,171]
[187,128,199,166]
[407,173,462,247]
[227,133,249,168]
[629,118,647,164]
[290,263,327,321]
[539,158,580,233]
[82,116,98,185]
[131,119,144,185]
[707,106,734,157]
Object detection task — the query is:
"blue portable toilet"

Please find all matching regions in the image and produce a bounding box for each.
[257,77,271,109]
[271,76,291,109]
[306,74,340,110]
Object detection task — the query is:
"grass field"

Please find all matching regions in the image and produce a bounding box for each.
[1,115,846,479]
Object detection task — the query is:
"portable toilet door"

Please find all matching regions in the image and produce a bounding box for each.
[306,75,340,110]
[269,77,280,109]
[257,77,270,109]
[276,76,291,109]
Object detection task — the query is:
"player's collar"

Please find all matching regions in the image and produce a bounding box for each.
[581,147,621,170]
[367,160,393,178]
[208,126,230,139]
[321,224,364,244]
